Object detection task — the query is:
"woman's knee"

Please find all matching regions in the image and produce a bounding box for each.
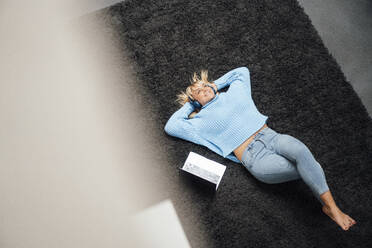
[252,154,300,184]
[277,134,308,155]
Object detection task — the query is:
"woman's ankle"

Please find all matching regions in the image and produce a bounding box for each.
[319,190,339,209]
[323,204,339,211]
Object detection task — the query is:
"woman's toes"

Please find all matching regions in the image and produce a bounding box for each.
[343,219,354,230]
[347,220,354,229]
[345,222,351,230]
[347,216,356,226]
[322,206,356,231]
[348,219,354,226]
[343,222,349,229]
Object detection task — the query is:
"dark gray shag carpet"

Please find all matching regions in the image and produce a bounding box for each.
[77,0,372,247]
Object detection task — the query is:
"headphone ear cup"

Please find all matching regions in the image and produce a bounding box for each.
[188,95,201,108]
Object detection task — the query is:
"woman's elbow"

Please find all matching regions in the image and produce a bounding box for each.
[164,123,171,135]
[237,67,250,81]
[239,66,250,75]
[164,122,176,136]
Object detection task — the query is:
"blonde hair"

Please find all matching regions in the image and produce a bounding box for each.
[175,69,214,118]
[176,69,214,105]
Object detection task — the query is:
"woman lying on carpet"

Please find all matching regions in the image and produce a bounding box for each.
[164,66,356,231]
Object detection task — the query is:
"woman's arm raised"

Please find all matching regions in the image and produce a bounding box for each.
[164,102,203,144]
[212,67,251,95]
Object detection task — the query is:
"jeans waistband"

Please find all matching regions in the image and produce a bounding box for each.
[245,127,277,150]
[241,127,279,163]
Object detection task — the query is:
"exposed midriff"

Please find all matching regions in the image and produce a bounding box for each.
[233,123,268,161]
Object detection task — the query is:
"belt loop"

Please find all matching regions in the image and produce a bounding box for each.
[256,132,263,139]
[257,139,266,148]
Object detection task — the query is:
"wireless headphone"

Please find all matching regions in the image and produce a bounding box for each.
[187,84,217,109]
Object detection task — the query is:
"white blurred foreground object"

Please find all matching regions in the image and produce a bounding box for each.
[180,152,226,190]
[130,200,191,248]
[0,1,167,247]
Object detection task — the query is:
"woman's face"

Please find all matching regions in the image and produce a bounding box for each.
[191,83,216,107]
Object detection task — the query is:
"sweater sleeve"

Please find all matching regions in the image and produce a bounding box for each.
[164,102,204,145]
[213,67,251,95]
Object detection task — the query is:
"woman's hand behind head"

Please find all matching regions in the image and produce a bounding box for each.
[211,82,217,92]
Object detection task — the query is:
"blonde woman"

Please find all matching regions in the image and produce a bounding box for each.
[164,67,356,231]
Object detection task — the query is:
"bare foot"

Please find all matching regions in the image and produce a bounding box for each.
[322,205,357,231]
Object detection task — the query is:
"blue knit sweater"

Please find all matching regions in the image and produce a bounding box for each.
[164,67,268,163]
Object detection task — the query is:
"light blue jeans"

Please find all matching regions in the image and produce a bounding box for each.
[241,126,330,205]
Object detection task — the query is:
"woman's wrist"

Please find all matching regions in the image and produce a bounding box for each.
[211,82,218,92]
